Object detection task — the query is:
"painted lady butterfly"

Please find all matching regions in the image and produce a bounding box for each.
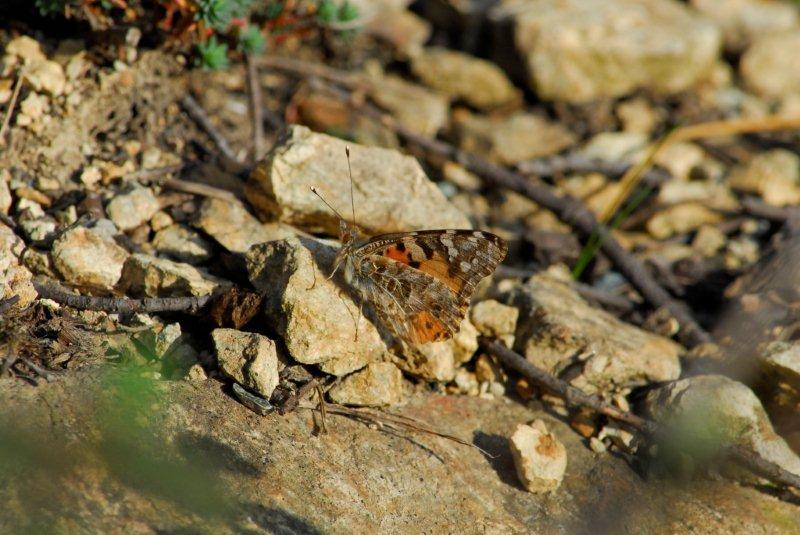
[312,148,507,347]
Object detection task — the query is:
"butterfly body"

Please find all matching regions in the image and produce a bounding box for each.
[332,218,507,346]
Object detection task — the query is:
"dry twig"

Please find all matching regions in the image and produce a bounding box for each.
[33,279,211,314]
[480,338,800,492]
[246,54,266,162]
[181,94,241,164]
[0,73,24,147]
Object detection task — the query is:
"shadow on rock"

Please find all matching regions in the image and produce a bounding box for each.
[473,430,525,491]
[244,504,326,535]
[176,431,264,477]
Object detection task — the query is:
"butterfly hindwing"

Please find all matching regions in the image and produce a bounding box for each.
[359,254,463,345]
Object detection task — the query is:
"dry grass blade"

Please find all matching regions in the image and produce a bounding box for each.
[299,402,492,457]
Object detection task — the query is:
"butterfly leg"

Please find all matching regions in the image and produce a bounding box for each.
[334,288,360,342]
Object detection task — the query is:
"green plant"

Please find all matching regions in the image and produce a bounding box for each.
[195,0,253,31]
[238,23,266,55]
[35,0,68,16]
[196,35,229,70]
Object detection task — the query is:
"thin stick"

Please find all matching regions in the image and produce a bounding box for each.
[18,357,57,381]
[180,94,241,164]
[246,54,266,162]
[278,377,320,415]
[316,384,328,434]
[162,177,239,202]
[0,73,24,147]
[345,146,356,225]
[517,153,671,188]
[33,279,211,314]
[480,338,800,491]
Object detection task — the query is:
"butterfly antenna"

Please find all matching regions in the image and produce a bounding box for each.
[310,186,345,220]
[345,146,356,226]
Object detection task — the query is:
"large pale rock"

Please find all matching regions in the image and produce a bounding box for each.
[212,328,280,398]
[409,47,521,110]
[0,224,36,307]
[511,272,682,394]
[246,126,470,237]
[493,0,721,102]
[691,0,799,51]
[452,110,576,165]
[106,185,160,231]
[25,59,66,96]
[5,35,46,63]
[741,30,800,97]
[328,362,405,407]
[509,420,567,493]
[646,203,724,240]
[246,237,386,372]
[118,254,228,297]
[728,149,800,207]
[645,375,800,480]
[759,341,800,389]
[51,226,129,290]
[194,198,293,254]
[470,299,518,347]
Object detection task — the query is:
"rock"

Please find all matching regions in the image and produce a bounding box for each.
[118,254,228,297]
[493,0,721,102]
[212,328,280,398]
[152,224,214,264]
[409,47,521,110]
[155,323,199,379]
[366,69,449,137]
[328,362,405,407]
[728,149,800,206]
[451,316,479,364]
[691,225,727,257]
[0,224,37,308]
[740,30,800,98]
[51,226,129,290]
[149,211,173,232]
[19,92,49,121]
[194,198,293,254]
[511,271,682,394]
[366,9,431,52]
[578,132,648,163]
[509,420,567,493]
[0,177,10,215]
[645,375,800,480]
[692,0,799,51]
[452,110,576,165]
[393,316,478,380]
[5,35,46,63]
[106,185,160,231]
[246,237,386,370]
[760,341,800,389]
[646,203,724,239]
[616,97,662,135]
[25,60,66,96]
[470,299,519,347]
[657,179,739,212]
[246,126,470,237]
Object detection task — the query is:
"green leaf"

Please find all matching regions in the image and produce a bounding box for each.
[316,0,338,23]
[196,36,229,70]
[238,24,266,55]
[338,0,359,23]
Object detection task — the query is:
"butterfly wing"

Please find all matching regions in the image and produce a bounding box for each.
[359,254,463,345]
[355,230,507,345]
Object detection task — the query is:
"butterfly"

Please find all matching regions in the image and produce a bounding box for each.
[311,148,507,347]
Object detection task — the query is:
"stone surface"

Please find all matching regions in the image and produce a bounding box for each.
[741,30,800,97]
[106,185,160,231]
[212,328,280,398]
[118,253,228,297]
[328,362,405,407]
[194,198,294,255]
[509,420,567,493]
[51,226,129,290]
[645,375,800,480]
[246,126,470,237]
[511,272,682,394]
[494,0,721,102]
[452,110,576,165]
[728,149,800,206]
[366,69,449,137]
[409,47,521,110]
[2,370,800,533]
[152,224,214,264]
[0,178,11,215]
[246,237,386,370]
[0,224,36,308]
[759,341,800,389]
[5,35,46,63]
[470,299,519,347]
[691,0,798,51]
[646,203,724,239]
[25,59,66,96]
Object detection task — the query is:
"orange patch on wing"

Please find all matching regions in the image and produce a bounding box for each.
[414,253,466,294]
[410,311,451,344]
[383,244,411,263]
